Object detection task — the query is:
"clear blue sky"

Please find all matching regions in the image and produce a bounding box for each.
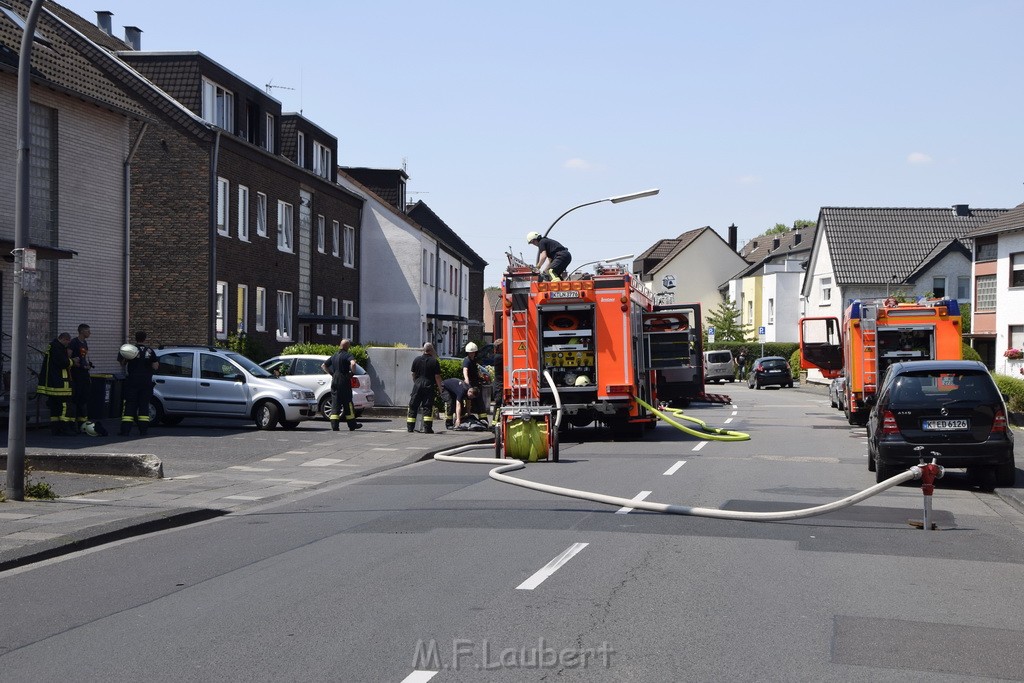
[60,0,1024,287]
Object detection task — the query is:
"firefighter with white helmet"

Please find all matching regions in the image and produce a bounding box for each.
[527,231,572,282]
[462,341,487,422]
[118,331,158,436]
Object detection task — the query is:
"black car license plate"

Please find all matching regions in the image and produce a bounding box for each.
[922,419,968,431]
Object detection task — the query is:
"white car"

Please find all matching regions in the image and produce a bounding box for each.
[259,354,375,420]
[151,346,318,430]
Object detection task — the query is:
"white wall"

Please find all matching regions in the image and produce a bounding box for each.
[994,232,1024,378]
[646,230,747,315]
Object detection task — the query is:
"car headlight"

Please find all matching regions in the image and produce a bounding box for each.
[290,389,314,400]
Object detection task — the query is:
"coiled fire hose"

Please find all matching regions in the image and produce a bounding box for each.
[633,395,750,442]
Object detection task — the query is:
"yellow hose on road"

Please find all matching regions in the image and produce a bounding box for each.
[634,395,750,442]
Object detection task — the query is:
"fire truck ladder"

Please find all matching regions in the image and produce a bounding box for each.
[508,309,538,405]
[861,303,878,393]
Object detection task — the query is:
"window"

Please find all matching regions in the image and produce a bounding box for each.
[156,352,194,378]
[957,276,970,301]
[215,281,228,339]
[216,177,229,236]
[313,141,331,179]
[976,274,997,311]
[768,298,775,324]
[316,296,324,335]
[343,224,355,267]
[201,78,234,130]
[820,277,832,303]
[430,253,435,286]
[278,200,293,252]
[296,132,305,167]
[1010,325,1024,352]
[976,239,998,262]
[331,298,339,335]
[1012,253,1024,288]
[317,215,325,253]
[255,287,267,331]
[332,221,340,257]
[237,185,249,241]
[342,300,354,340]
[256,192,268,237]
[28,103,56,243]
[931,277,946,298]
[423,249,429,284]
[276,290,293,341]
[265,113,275,153]
[747,300,753,323]
[201,353,238,381]
[236,284,248,334]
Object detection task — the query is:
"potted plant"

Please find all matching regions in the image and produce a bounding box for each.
[1003,348,1024,360]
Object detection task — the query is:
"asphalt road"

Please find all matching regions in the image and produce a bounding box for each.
[1,385,1022,681]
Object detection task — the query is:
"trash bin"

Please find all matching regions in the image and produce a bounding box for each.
[88,373,123,420]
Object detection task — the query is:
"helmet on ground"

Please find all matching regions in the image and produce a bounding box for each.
[82,421,98,436]
[465,342,478,353]
[526,231,542,243]
[119,343,139,360]
[574,375,591,387]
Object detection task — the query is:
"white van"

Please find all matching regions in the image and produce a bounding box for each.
[703,350,736,383]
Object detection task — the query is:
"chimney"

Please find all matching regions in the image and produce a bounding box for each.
[772,237,780,251]
[124,26,142,50]
[728,223,738,252]
[953,204,970,217]
[96,11,113,35]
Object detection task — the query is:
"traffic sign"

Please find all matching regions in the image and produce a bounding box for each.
[758,326,766,342]
[707,326,716,343]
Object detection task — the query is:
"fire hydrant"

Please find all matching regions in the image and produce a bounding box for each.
[912,452,944,530]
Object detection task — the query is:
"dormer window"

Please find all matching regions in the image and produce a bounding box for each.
[201,78,234,131]
[313,141,331,179]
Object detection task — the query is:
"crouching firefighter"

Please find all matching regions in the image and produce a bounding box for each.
[322,338,362,432]
[407,343,443,433]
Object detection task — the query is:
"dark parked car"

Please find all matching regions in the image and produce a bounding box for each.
[747,356,793,389]
[866,360,1016,489]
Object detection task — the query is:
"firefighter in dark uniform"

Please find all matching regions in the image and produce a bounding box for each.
[441,378,478,429]
[461,342,488,420]
[407,342,443,433]
[119,330,158,436]
[39,332,74,435]
[527,231,572,281]
[322,338,362,432]
[490,338,504,423]
[67,323,93,431]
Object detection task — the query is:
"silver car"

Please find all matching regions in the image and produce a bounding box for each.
[151,346,318,430]
[259,354,375,420]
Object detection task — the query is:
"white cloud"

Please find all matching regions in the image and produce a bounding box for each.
[907,152,933,165]
[563,158,594,171]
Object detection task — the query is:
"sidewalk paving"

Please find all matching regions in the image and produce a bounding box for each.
[0,414,494,572]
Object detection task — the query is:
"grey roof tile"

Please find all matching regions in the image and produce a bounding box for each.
[964,201,1024,238]
[821,206,1008,285]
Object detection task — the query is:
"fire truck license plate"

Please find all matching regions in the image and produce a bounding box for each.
[922,419,968,431]
[549,291,580,299]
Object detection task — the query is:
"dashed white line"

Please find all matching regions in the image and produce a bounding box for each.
[224,495,264,501]
[663,460,687,476]
[300,458,346,467]
[401,672,438,683]
[228,466,274,472]
[616,491,652,514]
[731,410,738,416]
[516,543,589,590]
[692,441,708,452]
[724,418,733,424]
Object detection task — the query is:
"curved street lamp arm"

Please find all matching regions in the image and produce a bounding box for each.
[543,199,606,238]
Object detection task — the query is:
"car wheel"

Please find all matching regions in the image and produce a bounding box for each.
[867,442,876,472]
[254,400,280,430]
[494,419,503,459]
[970,467,997,493]
[317,396,332,420]
[280,420,300,430]
[150,399,183,426]
[551,426,559,462]
[755,380,761,390]
[995,459,1017,488]
[787,382,794,388]
[830,395,837,408]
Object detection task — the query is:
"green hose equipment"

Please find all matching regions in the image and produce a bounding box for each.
[634,395,750,441]
[504,416,548,461]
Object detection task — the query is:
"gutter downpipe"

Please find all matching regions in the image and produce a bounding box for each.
[122,122,148,341]
[208,130,221,345]
[433,241,440,349]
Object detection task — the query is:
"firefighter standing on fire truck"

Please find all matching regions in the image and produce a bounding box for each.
[527,231,572,282]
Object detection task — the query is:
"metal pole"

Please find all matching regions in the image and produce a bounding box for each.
[7,0,46,501]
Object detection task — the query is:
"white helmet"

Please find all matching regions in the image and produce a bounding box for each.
[465,342,478,353]
[574,375,591,387]
[526,231,542,243]
[82,421,98,436]
[119,343,140,360]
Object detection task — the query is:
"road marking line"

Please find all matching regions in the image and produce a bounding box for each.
[616,491,652,514]
[262,478,319,485]
[261,457,287,462]
[692,441,707,452]
[283,451,308,454]
[401,672,438,683]
[731,410,738,416]
[168,474,200,480]
[224,495,264,501]
[300,458,346,467]
[516,542,589,590]
[371,448,399,451]
[63,497,111,503]
[663,460,686,475]
[229,466,274,472]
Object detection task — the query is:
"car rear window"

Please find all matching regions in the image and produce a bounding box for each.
[897,371,999,403]
[761,359,788,369]
[707,352,732,364]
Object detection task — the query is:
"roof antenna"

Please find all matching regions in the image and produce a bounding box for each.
[264,79,295,96]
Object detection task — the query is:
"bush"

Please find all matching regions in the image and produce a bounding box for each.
[281,343,368,366]
[703,341,800,361]
[789,348,802,378]
[993,372,1024,414]
[962,343,982,362]
[217,331,267,361]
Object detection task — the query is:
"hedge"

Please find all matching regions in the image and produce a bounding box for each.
[281,342,368,366]
[993,373,1024,414]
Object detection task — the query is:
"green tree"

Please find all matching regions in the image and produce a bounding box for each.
[766,224,789,235]
[703,299,753,343]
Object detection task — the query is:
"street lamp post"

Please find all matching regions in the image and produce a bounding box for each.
[543,188,659,238]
